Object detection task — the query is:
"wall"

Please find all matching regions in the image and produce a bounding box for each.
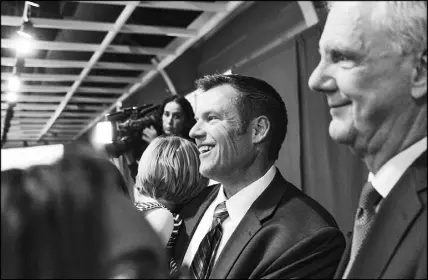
[235,40,301,188]
[122,43,202,108]
[197,1,303,76]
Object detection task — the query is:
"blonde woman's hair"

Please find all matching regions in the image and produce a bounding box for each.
[135,135,208,205]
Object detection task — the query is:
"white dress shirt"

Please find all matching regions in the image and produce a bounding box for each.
[343,137,427,278]
[368,137,427,199]
[182,165,277,268]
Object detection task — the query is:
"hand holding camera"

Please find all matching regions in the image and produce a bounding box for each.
[141,125,159,143]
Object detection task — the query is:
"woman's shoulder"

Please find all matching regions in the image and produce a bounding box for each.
[134,199,174,246]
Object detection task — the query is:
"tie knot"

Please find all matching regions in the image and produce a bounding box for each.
[213,201,229,225]
[359,181,382,210]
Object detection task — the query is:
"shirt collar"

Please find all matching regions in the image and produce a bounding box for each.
[368,137,427,198]
[214,165,277,223]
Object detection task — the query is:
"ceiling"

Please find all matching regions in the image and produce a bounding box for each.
[1,1,251,149]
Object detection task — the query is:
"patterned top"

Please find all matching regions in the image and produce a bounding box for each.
[135,201,182,277]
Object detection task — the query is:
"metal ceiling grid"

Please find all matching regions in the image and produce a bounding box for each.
[1,1,250,149]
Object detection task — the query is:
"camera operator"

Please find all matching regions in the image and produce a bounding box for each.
[124,95,196,182]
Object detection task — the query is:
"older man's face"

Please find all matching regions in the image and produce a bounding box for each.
[308,3,417,153]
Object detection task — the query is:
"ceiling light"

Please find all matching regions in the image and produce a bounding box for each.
[5,92,19,104]
[17,20,34,39]
[7,75,21,92]
[14,36,33,56]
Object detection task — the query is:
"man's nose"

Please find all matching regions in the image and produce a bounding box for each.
[189,121,203,139]
[308,62,337,94]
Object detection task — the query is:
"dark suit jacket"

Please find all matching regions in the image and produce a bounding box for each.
[174,169,346,278]
[334,152,427,279]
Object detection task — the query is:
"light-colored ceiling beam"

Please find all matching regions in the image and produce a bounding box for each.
[1,73,78,81]
[7,129,43,133]
[61,112,100,117]
[12,106,56,111]
[66,104,107,111]
[71,96,118,104]
[54,131,80,135]
[94,61,154,71]
[1,95,64,103]
[38,2,141,142]
[85,75,139,84]
[137,1,227,12]
[1,57,154,71]
[1,84,70,93]
[1,73,140,84]
[52,124,86,129]
[54,119,91,123]
[1,111,53,117]
[1,39,173,56]
[73,1,227,12]
[75,1,250,139]
[6,118,50,124]
[1,84,124,94]
[1,57,84,68]
[1,15,197,37]
[10,124,45,128]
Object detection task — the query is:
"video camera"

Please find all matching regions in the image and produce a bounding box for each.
[104,104,161,158]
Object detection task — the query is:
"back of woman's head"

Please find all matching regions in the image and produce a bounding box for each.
[1,151,105,278]
[1,143,168,279]
[136,135,208,207]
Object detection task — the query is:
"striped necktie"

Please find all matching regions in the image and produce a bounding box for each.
[167,213,183,277]
[343,181,382,278]
[190,201,229,279]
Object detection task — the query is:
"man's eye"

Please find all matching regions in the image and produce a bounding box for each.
[207,115,217,121]
[331,51,351,63]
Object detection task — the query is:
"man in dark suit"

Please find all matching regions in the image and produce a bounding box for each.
[174,74,346,278]
[308,2,427,278]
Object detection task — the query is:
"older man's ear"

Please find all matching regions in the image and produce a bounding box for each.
[411,49,427,99]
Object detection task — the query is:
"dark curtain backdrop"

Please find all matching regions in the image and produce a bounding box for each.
[295,24,368,233]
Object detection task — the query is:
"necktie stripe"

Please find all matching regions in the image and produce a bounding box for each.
[190,201,229,279]
[343,181,382,278]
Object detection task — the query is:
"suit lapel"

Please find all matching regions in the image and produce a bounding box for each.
[210,170,289,279]
[347,152,427,278]
[333,231,352,278]
[175,185,220,266]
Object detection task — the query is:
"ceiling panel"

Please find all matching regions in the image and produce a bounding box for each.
[1,1,252,149]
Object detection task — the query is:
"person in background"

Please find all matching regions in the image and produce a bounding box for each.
[308,1,426,278]
[143,95,196,143]
[174,74,346,279]
[134,135,209,277]
[127,95,197,182]
[1,143,167,279]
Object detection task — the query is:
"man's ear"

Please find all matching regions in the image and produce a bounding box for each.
[411,49,427,99]
[251,116,270,144]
